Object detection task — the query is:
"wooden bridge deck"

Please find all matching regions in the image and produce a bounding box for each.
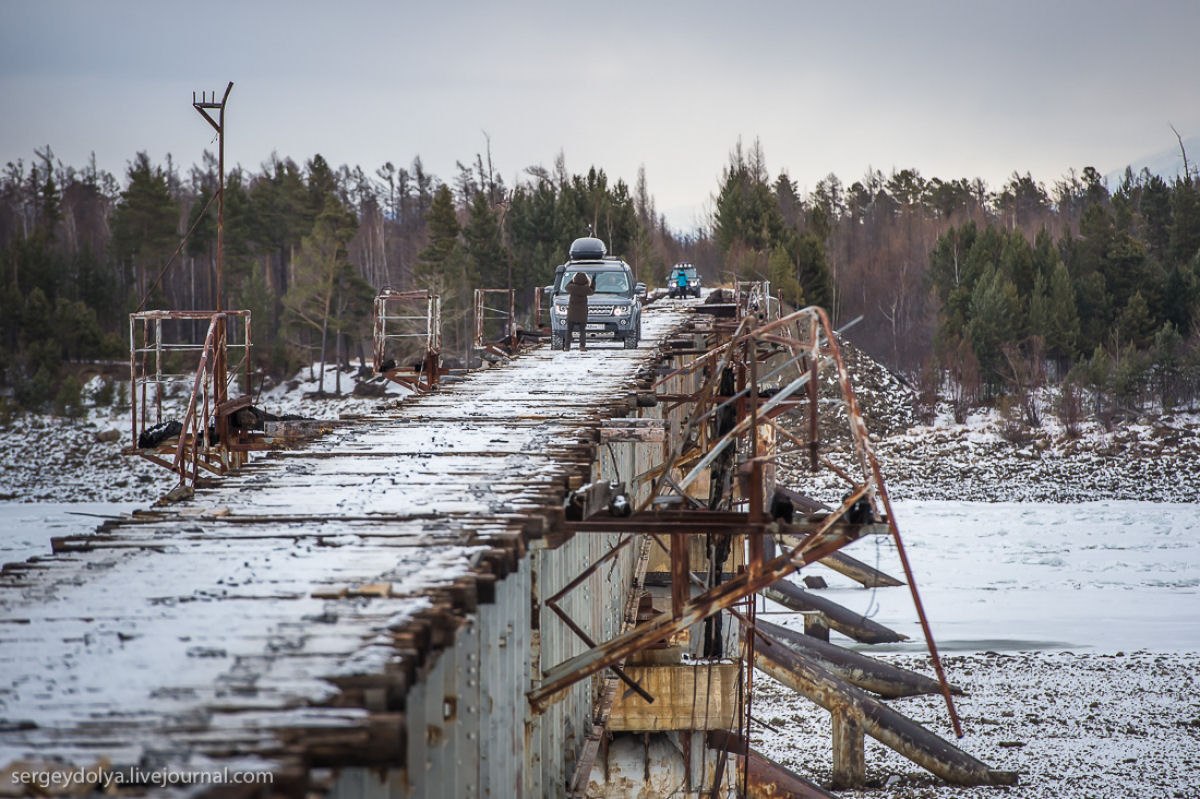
[0,307,688,772]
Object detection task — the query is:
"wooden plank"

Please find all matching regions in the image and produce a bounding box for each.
[599,427,665,443]
[608,664,738,732]
[830,712,865,789]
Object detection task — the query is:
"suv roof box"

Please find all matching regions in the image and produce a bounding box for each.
[569,237,607,261]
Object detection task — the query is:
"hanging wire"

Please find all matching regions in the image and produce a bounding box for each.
[136,189,220,312]
[857,533,886,623]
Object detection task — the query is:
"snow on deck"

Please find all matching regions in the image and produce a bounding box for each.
[0,306,689,767]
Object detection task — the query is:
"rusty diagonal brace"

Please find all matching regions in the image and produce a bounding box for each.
[528,486,869,709]
[543,534,654,704]
[645,533,776,650]
[640,317,751,513]
[564,307,962,735]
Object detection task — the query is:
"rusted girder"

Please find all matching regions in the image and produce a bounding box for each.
[761,578,907,644]
[561,509,883,539]
[753,626,1017,787]
[755,619,954,698]
[707,733,836,799]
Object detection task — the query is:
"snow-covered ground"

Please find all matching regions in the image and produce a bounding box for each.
[870,409,1200,503]
[0,502,140,563]
[2,330,1198,797]
[754,648,1200,798]
[754,499,1200,797]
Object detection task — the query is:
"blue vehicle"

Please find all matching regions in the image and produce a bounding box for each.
[668,263,701,298]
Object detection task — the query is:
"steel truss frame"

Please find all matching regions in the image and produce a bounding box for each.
[472,288,519,359]
[533,306,963,794]
[125,309,254,488]
[372,289,443,393]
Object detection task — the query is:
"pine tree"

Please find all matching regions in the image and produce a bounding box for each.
[1116,291,1156,350]
[967,266,1021,384]
[1044,260,1080,361]
[713,140,782,255]
[110,152,179,305]
[415,184,474,348]
[1169,177,1200,267]
[416,184,461,281]
[282,197,362,392]
[464,190,507,288]
[767,245,803,307]
[792,233,832,310]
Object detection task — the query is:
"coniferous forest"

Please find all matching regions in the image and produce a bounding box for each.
[2,139,1199,426]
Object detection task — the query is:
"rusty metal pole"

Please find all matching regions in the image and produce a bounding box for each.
[747,335,763,574]
[807,352,819,471]
[744,328,763,799]
[193,82,233,413]
[510,288,518,351]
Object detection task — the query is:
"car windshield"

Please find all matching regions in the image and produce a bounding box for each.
[562,270,629,294]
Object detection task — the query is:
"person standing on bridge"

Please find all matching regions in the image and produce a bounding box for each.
[565,271,595,351]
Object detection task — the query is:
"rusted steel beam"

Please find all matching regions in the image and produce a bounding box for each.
[756,619,954,698]
[807,354,819,471]
[563,508,884,537]
[753,628,1017,787]
[761,579,907,644]
[743,750,837,799]
[546,600,654,704]
[566,519,767,535]
[706,734,836,799]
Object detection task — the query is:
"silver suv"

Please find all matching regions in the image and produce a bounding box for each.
[546,237,646,350]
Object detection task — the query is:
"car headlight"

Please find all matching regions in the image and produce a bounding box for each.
[612,305,630,317]
[553,304,568,316]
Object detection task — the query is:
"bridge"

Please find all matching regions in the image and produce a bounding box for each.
[0,295,1014,797]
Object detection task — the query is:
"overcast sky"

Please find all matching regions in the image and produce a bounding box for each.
[2,0,1198,231]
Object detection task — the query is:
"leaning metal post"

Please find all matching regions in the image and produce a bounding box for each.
[192,82,233,420]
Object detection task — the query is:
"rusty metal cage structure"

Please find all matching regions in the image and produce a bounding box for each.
[528,305,988,795]
[126,309,253,486]
[734,280,780,321]
[472,288,518,360]
[372,289,442,393]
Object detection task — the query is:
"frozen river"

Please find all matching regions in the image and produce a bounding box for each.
[0,502,141,563]
[784,500,1200,654]
[3,499,1198,654]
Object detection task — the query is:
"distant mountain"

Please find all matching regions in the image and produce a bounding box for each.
[1105,135,1200,186]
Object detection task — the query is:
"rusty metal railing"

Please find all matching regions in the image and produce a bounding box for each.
[531,285,546,330]
[735,280,779,321]
[126,309,252,489]
[472,288,517,360]
[372,289,442,393]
